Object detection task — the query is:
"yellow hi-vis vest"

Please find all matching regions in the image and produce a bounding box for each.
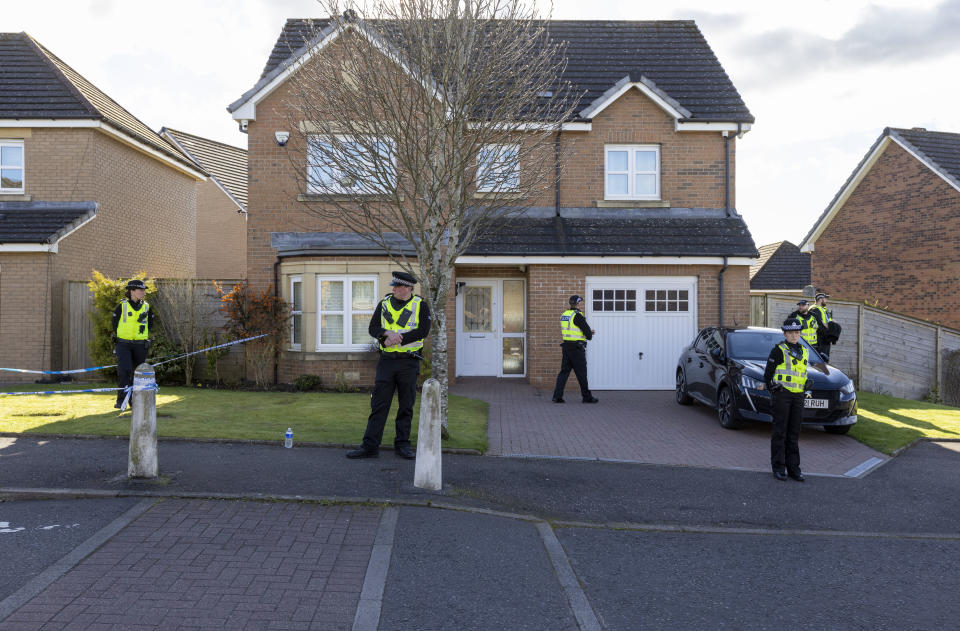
[560,309,586,342]
[116,299,150,341]
[798,312,818,345]
[812,304,831,325]
[379,294,423,353]
[773,342,809,393]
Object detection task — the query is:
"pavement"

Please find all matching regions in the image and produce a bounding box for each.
[0,382,958,630]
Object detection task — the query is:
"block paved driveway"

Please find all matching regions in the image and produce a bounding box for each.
[452,378,886,477]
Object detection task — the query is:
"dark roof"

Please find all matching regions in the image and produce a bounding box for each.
[162,128,248,210]
[248,18,752,123]
[749,241,810,290]
[889,127,960,191]
[0,201,97,244]
[0,33,198,173]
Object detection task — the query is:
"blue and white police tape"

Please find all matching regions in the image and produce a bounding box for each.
[0,333,269,376]
[0,386,124,396]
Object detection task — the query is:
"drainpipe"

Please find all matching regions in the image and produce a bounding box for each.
[554,125,562,217]
[719,256,728,326]
[723,131,731,217]
[273,256,281,386]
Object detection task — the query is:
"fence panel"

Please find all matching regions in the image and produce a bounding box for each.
[860,311,937,399]
[63,281,94,371]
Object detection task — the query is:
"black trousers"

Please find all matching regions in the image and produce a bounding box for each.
[362,355,420,451]
[552,342,592,401]
[771,390,803,475]
[815,342,831,361]
[116,340,148,406]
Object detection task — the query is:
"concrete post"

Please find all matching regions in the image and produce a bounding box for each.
[128,362,158,479]
[414,378,442,491]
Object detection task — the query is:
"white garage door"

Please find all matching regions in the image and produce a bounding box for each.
[585,276,698,390]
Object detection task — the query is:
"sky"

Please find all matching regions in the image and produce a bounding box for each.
[7,0,960,248]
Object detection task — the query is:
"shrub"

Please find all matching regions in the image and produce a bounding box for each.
[215,281,290,389]
[294,374,324,392]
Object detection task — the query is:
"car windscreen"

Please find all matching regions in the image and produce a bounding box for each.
[727,331,824,363]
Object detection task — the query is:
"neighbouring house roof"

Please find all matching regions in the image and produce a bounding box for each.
[0,201,97,246]
[231,18,753,125]
[0,33,201,177]
[749,241,810,290]
[800,126,960,252]
[161,128,248,211]
[271,208,758,259]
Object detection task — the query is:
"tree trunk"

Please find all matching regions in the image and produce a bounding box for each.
[429,297,450,436]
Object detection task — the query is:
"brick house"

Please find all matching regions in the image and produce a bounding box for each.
[0,32,205,380]
[228,18,757,390]
[800,127,960,329]
[749,241,810,292]
[160,128,248,280]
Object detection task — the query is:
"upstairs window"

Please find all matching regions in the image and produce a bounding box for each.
[477,144,520,192]
[0,140,24,193]
[605,145,659,200]
[307,135,395,195]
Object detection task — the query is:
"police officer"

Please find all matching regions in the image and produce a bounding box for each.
[788,299,820,349]
[811,292,833,359]
[111,279,155,409]
[552,295,599,404]
[763,318,811,482]
[347,271,431,460]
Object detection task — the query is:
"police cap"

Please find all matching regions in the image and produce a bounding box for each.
[815,293,829,301]
[569,294,583,307]
[796,299,809,306]
[781,317,803,332]
[126,279,147,291]
[389,271,418,287]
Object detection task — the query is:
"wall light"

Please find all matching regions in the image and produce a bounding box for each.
[275,131,290,146]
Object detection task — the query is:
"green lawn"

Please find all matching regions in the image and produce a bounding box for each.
[0,384,488,452]
[850,391,960,454]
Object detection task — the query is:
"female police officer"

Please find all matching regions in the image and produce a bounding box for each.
[112,279,155,409]
[763,317,811,482]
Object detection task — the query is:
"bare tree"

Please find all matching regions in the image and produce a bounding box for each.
[153,279,212,385]
[282,0,581,431]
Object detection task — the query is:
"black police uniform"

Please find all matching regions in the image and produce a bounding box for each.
[357,291,432,456]
[111,299,156,408]
[552,308,597,403]
[763,341,809,480]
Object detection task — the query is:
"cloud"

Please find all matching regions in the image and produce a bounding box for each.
[732,0,960,85]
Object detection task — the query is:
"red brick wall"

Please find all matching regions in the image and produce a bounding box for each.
[811,141,960,328]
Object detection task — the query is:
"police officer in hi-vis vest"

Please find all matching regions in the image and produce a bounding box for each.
[552,295,599,404]
[111,279,155,409]
[788,299,821,350]
[763,318,812,482]
[811,292,833,360]
[347,271,431,460]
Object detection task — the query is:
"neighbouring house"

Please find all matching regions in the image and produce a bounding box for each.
[0,32,205,380]
[749,241,811,292]
[160,128,248,280]
[800,127,960,329]
[227,17,758,391]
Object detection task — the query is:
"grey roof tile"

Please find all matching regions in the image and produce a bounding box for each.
[749,241,810,290]
[162,128,247,209]
[889,127,960,191]
[0,201,97,244]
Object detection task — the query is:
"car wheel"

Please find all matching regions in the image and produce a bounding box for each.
[824,425,851,435]
[717,386,744,429]
[676,369,692,405]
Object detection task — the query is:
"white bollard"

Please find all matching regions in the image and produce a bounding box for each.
[414,378,442,491]
[128,362,158,479]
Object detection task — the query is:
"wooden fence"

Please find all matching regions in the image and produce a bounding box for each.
[750,293,960,401]
[63,279,246,382]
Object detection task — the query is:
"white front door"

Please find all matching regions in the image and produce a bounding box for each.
[585,276,698,390]
[456,279,526,377]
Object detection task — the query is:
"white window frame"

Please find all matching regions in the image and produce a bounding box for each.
[476,143,520,192]
[0,140,25,194]
[289,276,303,351]
[306,134,396,195]
[604,144,660,200]
[315,275,379,351]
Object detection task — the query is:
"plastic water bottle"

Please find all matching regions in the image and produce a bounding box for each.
[284,428,293,449]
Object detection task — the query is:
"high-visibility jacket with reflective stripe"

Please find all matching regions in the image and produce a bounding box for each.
[798,313,818,345]
[773,342,808,393]
[812,304,831,326]
[379,294,423,352]
[116,300,150,341]
[560,309,586,342]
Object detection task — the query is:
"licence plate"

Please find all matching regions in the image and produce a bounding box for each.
[805,398,828,409]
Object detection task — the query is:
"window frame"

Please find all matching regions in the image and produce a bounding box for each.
[289,276,303,351]
[0,139,25,194]
[643,288,690,315]
[604,144,660,201]
[306,134,396,195]
[476,143,521,193]
[315,275,379,352]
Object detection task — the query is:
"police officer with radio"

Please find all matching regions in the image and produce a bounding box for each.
[347,271,431,460]
[552,295,599,404]
[111,279,155,409]
[811,292,833,359]
[763,318,811,482]
[788,299,822,351]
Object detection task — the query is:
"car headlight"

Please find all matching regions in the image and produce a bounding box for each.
[739,375,765,391]
[840,380,855,395]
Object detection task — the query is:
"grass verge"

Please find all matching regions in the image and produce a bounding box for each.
[850,391,960,454]
[0,384,488,452]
